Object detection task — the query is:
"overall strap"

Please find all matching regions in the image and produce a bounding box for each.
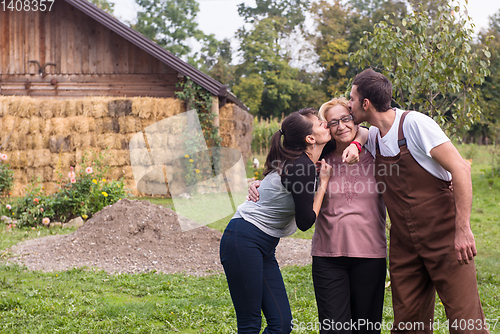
[398,111,411,147]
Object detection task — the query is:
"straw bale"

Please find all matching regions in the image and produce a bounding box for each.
[124,179,141,196]
[131,97,153,119]
[51,153,75,168]
[90,98,109,118]
[129,148,153,167]
[119,136,130,150]
[17,117,30,135]
[72,134,96,149]
[82,99,94,117]
[42,167,54,182]
[2,115,17,132]
[8,97,36,117]
[28,149,52,167]
[8,151,27,168]
[49,135,72,153]
[96,117,120,134]
[29,116,43,134]
[119,116,141,134]
[51,118,71,135]
[26,167,43,182]
[108,99,132,117]
[121,165,133,179]
[40,119,52,136]
[69,116,95,134]
[75,149,94,165]
[95,133,118,150]
[38,99,54,119]
[103,149,130,166]
[25,135,35,150]
[158,98,183,119]
[141,118,157,130]
[13,168,27,184]
[6,131,24,151]
[65,100,78,117]
[0,97,7,116]
[27,134,47,150]
[42,182,58,195]
[108,168,126,181]
[11,183,25,197]
[53,100,67,117]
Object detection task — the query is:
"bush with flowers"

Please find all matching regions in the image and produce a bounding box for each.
[0,153,14,197]
[10,151,128,228]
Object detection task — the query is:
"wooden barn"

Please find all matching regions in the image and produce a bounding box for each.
[0,0,252,197]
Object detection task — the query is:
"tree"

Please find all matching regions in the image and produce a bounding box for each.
[133,0,217,58]
[310,0,409,96]
[198,39,236,86]
[475,10,500,142]
[234,1,324,117]
[89,0,115,14]
[350,3,492,136]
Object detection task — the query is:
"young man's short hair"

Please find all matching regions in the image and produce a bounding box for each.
[352,69,393,112]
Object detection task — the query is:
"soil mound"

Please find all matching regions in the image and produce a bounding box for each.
[9,199,311,275]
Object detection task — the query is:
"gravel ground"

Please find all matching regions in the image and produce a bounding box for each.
[8,199,312,276]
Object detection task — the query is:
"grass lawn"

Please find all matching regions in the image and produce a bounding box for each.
[0,145,499,333]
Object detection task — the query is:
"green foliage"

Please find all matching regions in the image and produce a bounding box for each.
[10,152,128,228]
[89,0,115,14]
[251,116,282,154]
[238,0,310,36]
[232,74,265,115]
[234,0,325,117]
[176,79,220,148]
[0,149,499,332]
[133,0,218,60]
[198,39,235,86]
[0,158,13,198]
[473,10,500,142]
[350,4,492,136]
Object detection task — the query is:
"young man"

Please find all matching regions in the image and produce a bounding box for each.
[348,68,489,334]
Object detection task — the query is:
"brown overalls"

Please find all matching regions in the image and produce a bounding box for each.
[375,111,488,334]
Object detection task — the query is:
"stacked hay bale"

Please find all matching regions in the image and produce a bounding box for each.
[219,103,253,164]
[0,96,184,197]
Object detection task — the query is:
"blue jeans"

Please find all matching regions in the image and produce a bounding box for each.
[220,218,293,334]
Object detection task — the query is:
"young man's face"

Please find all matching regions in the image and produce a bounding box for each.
[348,85,367,125]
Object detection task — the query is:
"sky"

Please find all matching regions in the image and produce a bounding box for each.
[109,0,500,42]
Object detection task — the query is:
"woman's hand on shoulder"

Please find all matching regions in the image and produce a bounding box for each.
[246,180,262,202]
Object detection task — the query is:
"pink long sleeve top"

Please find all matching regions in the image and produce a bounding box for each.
[312,149,387,258]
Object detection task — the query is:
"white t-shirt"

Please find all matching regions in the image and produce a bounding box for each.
[365,109,452,181]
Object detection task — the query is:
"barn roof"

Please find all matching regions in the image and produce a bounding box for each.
[64,0,247,110]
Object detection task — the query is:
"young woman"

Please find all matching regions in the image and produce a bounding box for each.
[314,97,386,334]
[248,98,386,333]
[220,108,333,334]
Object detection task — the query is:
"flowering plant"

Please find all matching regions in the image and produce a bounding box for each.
[10,151,128,227]
[0,153,14,197]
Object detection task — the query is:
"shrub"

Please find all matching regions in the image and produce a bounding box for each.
[0,153,14,198]
[11,151,129,228]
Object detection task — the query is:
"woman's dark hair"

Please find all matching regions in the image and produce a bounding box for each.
[263,108,317,176]
[352,68,392,112]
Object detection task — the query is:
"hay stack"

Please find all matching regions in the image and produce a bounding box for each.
[0,95,206,196]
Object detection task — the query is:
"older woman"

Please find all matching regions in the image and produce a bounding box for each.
[314,97,386,333]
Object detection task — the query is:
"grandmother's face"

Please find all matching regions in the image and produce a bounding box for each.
[324,104,356,144]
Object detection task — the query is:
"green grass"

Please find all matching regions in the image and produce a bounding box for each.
[0,145,498,333]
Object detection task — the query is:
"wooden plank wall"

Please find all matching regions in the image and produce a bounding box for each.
[0,1,181,98]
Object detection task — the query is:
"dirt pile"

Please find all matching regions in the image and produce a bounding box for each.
[9,199,312,275]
